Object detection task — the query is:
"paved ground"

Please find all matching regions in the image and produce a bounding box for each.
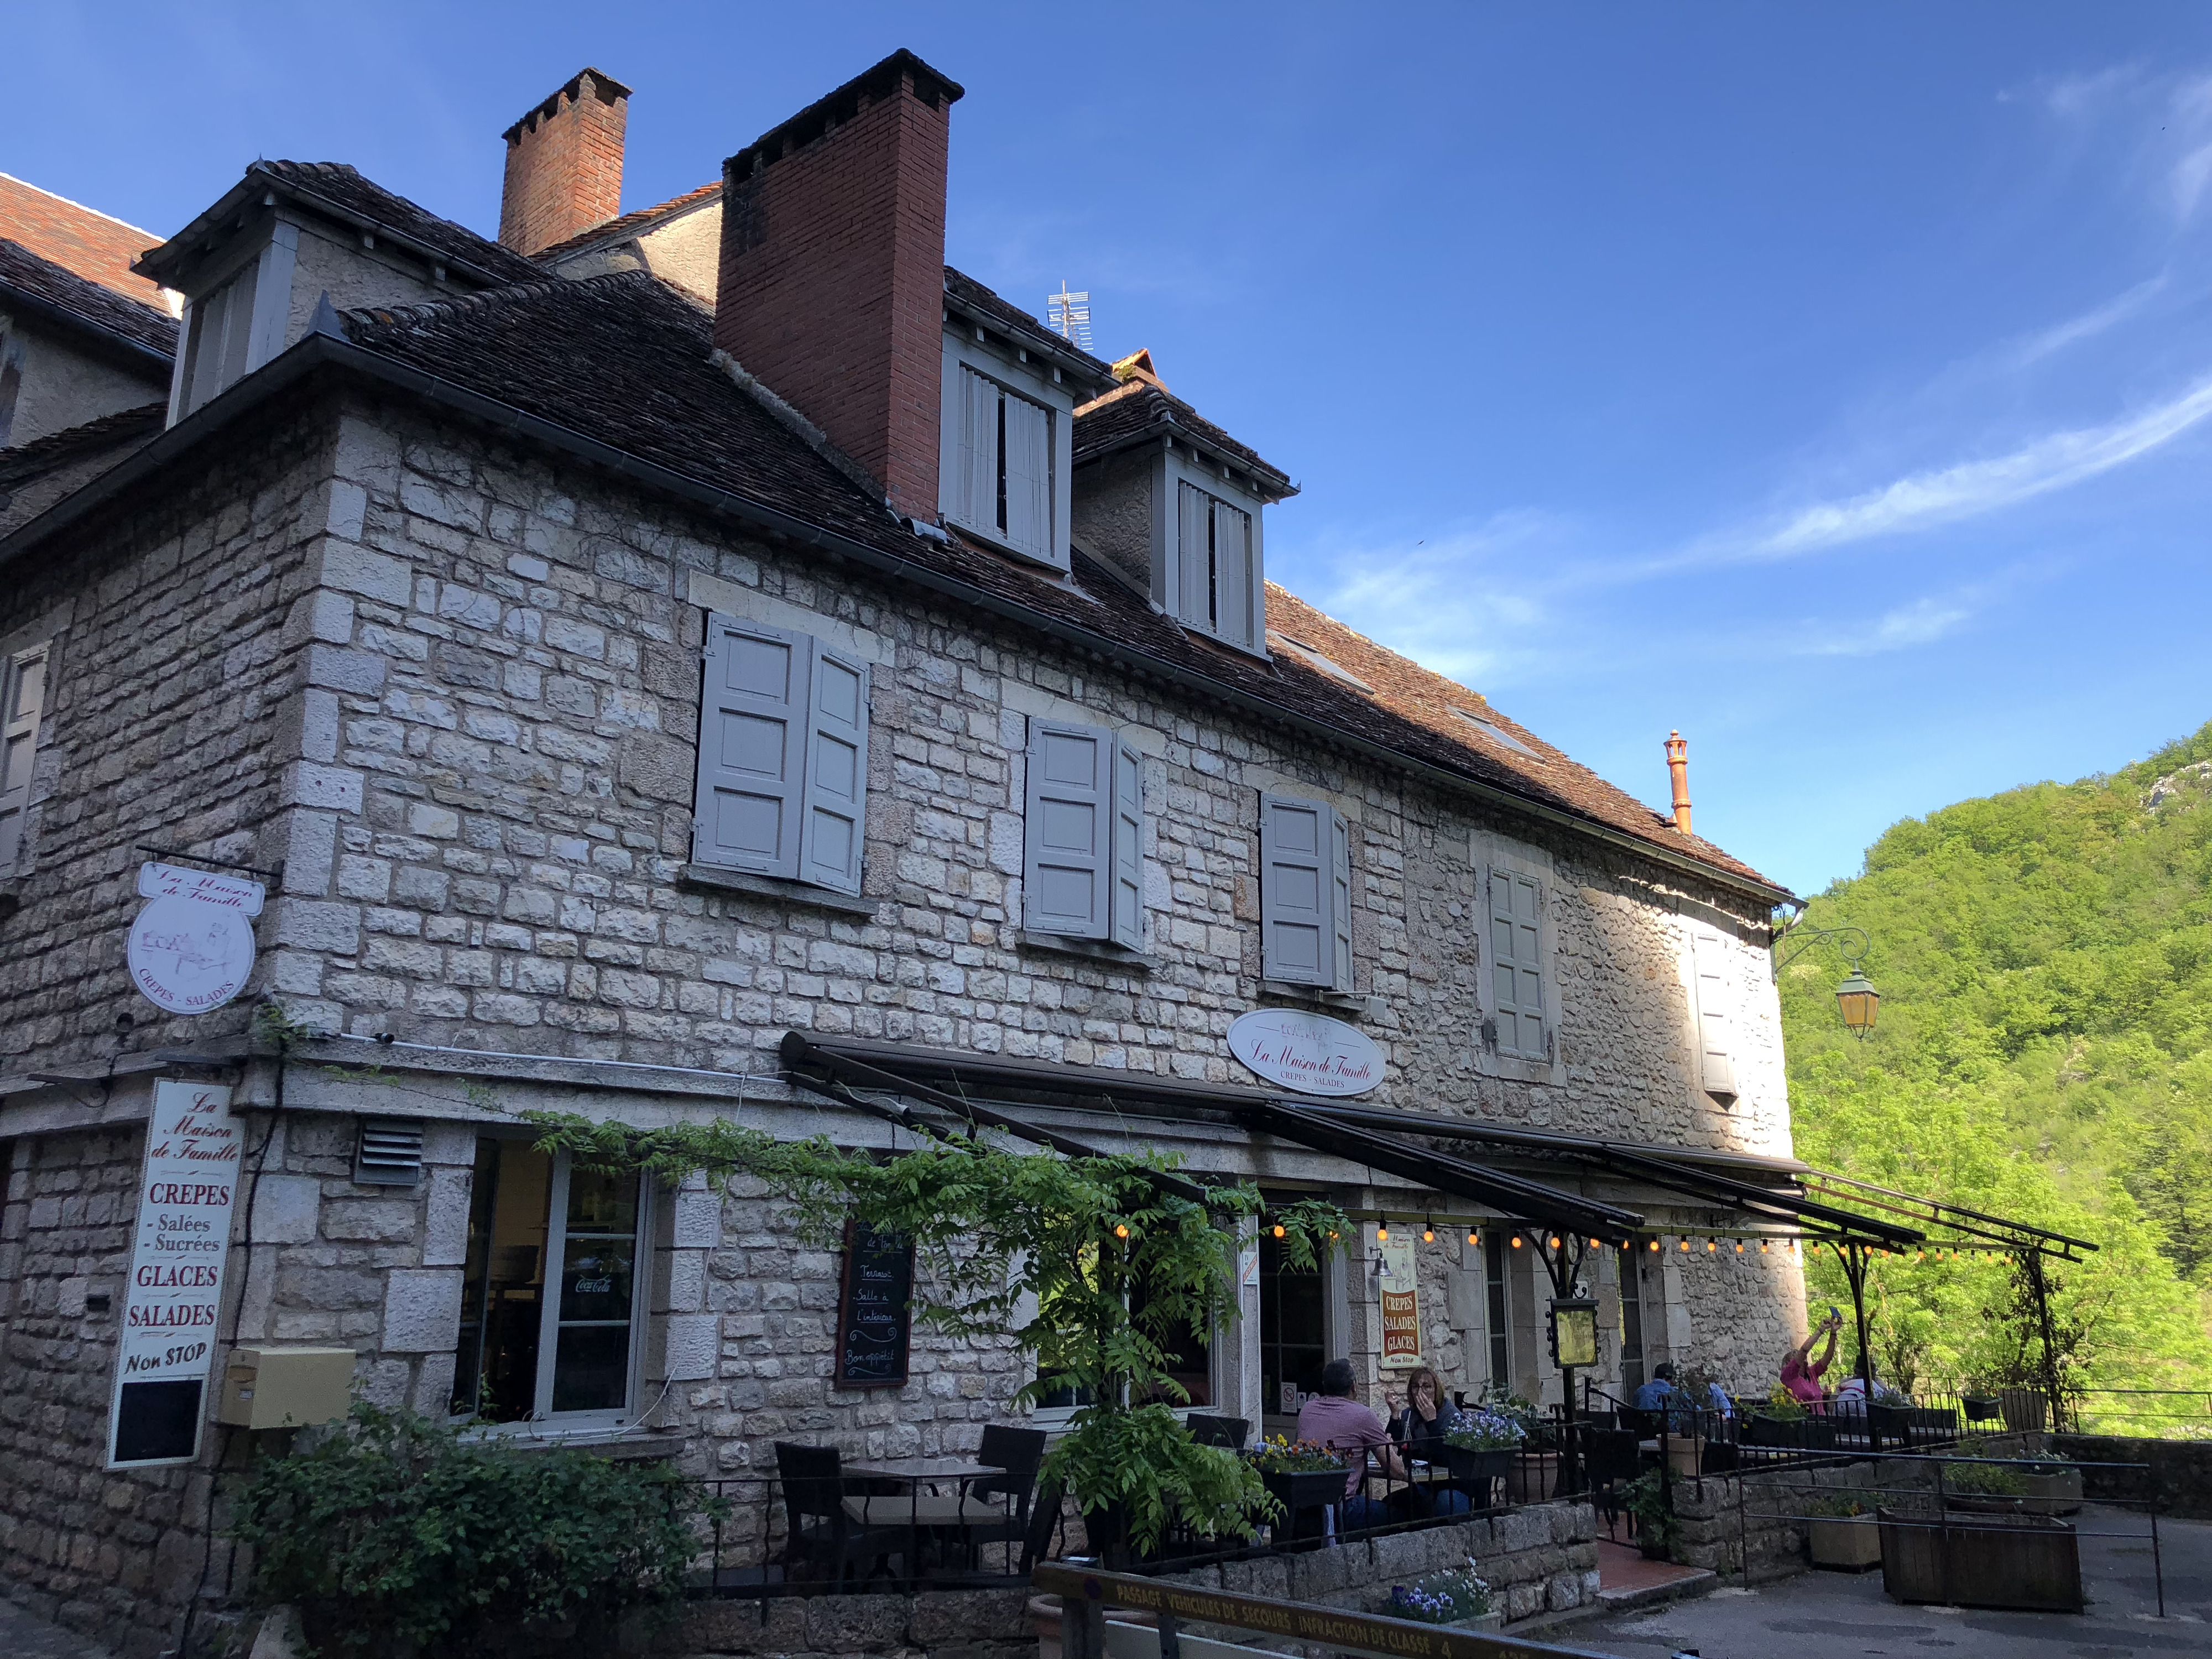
[1571,1505,2211,1659]
[0,1596,112,1659]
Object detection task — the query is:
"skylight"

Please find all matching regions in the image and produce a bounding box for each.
[1266,630,1374,692]
[1451,707,1538,758]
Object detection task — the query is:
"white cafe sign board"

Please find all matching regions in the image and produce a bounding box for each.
[107,1079,241,1468]
[1226,1008,1383,1097]
[127,862,262,1016]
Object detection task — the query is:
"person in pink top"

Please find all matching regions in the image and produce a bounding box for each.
[1780,1309,1843,1404]
[1295,1359,1406,1530]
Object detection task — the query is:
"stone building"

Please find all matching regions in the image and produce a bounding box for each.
[0,49,1824,1655]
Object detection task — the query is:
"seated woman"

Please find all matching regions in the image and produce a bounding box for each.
[1780,1310,1841,1406]
[1388,1366,1473,1516]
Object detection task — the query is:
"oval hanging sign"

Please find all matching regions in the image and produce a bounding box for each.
[1227,1008,1384,1097]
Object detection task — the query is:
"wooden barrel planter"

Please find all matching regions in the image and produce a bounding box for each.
[1876,1505,2082,1613]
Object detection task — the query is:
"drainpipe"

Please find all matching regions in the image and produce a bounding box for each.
[1665,732,1692,835]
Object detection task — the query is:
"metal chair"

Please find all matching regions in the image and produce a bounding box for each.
[775,1442,906,1585]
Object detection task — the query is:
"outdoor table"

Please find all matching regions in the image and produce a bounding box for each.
[841,1455,1009,1577]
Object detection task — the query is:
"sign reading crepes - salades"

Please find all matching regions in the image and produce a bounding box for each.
[1225,1007,1383,1097]
[107,1079,241,1469]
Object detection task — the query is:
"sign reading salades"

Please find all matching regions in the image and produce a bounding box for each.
[126,862,262,1016]
[1225,1008,1383,1097]
[107,1079,241,1468]
[1377,1239,1423,1369]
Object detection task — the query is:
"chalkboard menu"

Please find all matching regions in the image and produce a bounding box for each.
[834,1220,914,1389]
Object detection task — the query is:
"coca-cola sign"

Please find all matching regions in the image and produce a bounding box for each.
[1227,1008,1383,1097]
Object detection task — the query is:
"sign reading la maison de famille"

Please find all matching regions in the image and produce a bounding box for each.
[1226,1008,1382,1097]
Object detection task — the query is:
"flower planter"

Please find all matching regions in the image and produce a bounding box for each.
[2022,1467,2083,1516]
[1876,1505,2082,1614]
[1259,1467,1346,1538]
[1443,1446,1513,1507]
[1505,1451,1560,1505]
[1959,1393,2001,1423]
[1808,1515,1881,1571]
[1664,1437,1702,1479]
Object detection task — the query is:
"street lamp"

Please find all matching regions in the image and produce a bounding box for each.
[1773,920,1879,1041]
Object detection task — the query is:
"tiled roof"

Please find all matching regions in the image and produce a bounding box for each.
[0,402,164,538]
[533,181,723,263]
[1073,377,1292,492]
[943,266,1115,388]
[0,237,178,358]
[0,173,173,311]
[139,163,543,291]
[332,268,1780,895]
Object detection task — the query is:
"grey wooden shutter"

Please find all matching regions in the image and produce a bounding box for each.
[693,613,807,878]
[1024,721,1110,937]
[1692,933,1738,1100]
[1212,499,1253,648]
[1177,482,1211,629]
[1260,794,1329,984]
[1489,869,1546,1058]
[1329,807,1354,991]
[0,645,48,868]
[1002,391,1052,560]
[798,638,870,894]
[1108,739,1144,948]
[951,366,998,534]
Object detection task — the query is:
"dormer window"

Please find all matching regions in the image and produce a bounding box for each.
[947,364,1057,562]
[1172,481,1258,651]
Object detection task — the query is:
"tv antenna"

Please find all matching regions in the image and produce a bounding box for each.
[1047,282,1093,353]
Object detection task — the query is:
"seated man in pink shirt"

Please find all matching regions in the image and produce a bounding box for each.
[1295,1359,1407,1531]
[1780,1310,1842,1405]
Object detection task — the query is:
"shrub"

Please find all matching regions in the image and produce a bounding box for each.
[1942,1458,2030,1496]
[227,1402,725,1657]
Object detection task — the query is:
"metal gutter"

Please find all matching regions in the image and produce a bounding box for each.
[0,327,1791,908]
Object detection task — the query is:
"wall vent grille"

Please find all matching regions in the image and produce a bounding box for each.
[354,1119,424,1186]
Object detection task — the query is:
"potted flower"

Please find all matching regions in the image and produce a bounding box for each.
[1248,1436,1349,1536]
[1806,1493,1881,1571]
[1387,1561,1500,1632]
[1621,1470,1674,1561]
[1475,1387,1558,1503]
[1442,1407,1525,1503]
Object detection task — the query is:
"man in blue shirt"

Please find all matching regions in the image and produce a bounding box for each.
[1631,1362,1696,1432]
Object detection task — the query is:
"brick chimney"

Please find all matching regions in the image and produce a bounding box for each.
[500,67,632,256]
[1665,730,1692,834]
[714,50,963,523]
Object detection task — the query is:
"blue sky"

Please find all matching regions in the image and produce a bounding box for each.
[13,3,2208,894]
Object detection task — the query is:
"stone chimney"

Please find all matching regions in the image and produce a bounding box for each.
[1665,730,1692,835]
[500,67,632,255]
[714,50,963,523]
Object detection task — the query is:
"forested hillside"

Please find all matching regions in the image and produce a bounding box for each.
[1781,721,2212,1428]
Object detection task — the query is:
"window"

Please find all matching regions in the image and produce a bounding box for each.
[1259,1228,1327,1422]
[1259,793,1353,990]
[692,612,870,894]
[1616,1244,1646,1397]
[0,644,48,869]
[179,261,261,418]
[1484,1231,1511,1390]
[1173,482,1257,650]
[1022,719,1143,947]
[1265,632,1373,692]
[1489,868,1546,1059]
[452,1139,648,1424]
[1451,707,1538,759]
[1691,932,1738,1102]
[947,364,1056,562]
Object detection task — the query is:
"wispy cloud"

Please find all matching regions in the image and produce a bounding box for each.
[1754,373,2212,557]
[2006,275,2167,368]
[2170,71,2212,221]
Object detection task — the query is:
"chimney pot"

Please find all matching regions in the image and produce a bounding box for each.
[713,49,964,523]
[1665,730,1692,836]
[499,67,632,257]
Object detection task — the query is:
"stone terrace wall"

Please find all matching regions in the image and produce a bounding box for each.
[2053,1433,2212,1520]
